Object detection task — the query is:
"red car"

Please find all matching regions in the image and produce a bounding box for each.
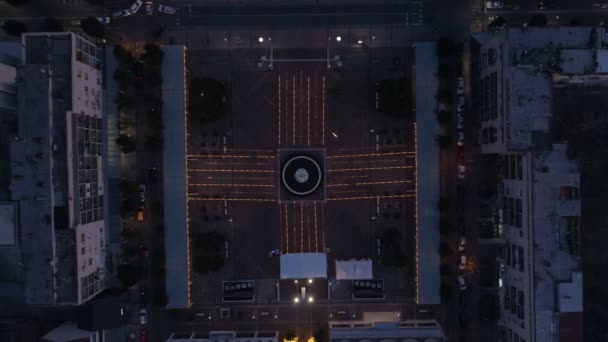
[140,329,147,342]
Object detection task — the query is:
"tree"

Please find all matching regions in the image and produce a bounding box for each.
[528,14,548,27]
[118,180,139,197]
[113,44,134,65]
[439,220,452,234]
[45,17,63,32]
[488,16,507,32]
[153,289,168,306]
[2,20,27,37]
[115,92,135,111]
[146,70,163,86]
[436,37,456,58]
[284,330,296,342]
[143,43,164,65]
[436,110,451,124]
[117,263,143,287]
[438,63,455,79]
[145,135,163,151]
[439,241,454,257]
[440,263,452,278]
[5,0,28,6]
[440,281,452,301]
[113,69,131,88]
[437,197,450,211]
[189,78,226,122]
[118,114,136,136]
[436,134,453,149]
[116,134,136,154]
[313,328,327,342]
[80,17,105,38]
[569,18,582,26]
[192,230,226,274]
[148,108,164,132]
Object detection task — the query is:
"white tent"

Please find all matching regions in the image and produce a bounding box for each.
[280,253,327,279]
[335,259,373,280]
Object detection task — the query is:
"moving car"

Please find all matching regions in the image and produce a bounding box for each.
[459,254,467,270]
[112,9,131,18]
[145,1,153,15]
[130,0,143,14]
[457,275,467,290]
[456,77,464,95]
[158,4,176,14]
[139,308,148,325]
[486,1,503,9]
[459,237,466,251]
[96,17,111,24]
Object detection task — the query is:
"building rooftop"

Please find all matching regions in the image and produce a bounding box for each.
[532,144,582,340]
[11,65,56,305]
[414,42,441,305]
[0,202,17,246]
[161,45,190,309]
[41,321,93,342]
[558,271,583,313]
[329,320,444,341]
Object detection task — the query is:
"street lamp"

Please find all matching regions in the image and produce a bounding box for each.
[308,296,314,303]
[258,37,264,43]
[294,297,300,303]
[336,36,342,42]
[308,278,313,284]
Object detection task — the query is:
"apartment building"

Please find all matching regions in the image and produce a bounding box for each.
[471,27,601,341]
[9,32,105,304]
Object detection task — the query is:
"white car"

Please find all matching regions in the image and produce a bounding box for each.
[457,275,467,290]
[96,17,111,24]
[145,1,153,15]
[459,237,466,251]
[139,308,148,324]
[139,184,146,203]
[459,254,467,270]
[112,9,131,18]
[486,1,503,9]
[456,77,464,95]
[130,0,143,13]
[158,4,176,14]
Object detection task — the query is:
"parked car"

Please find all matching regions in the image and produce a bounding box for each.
[457,113,464,130]
[158,4,176,14]
[457,275,467,290]
[457,131,464,147]
[96,17,111,24]
[145,1,153,15]
[139,184,146,202]
[486,1,503,9]
[130,0,143,13]
[459,237,466,251]
[112,9,131,18]
[457,96,465,112]
[139,308,148,324]
[140,329,148,342]
[458,163,466,179]
[459,254,467,270]
[456,77,464,95]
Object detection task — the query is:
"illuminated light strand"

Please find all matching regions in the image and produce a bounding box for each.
[322,76,326,146]
[314,203,318,253]
[189,197,276,202]
[326,180,413,187]
[198,176,273,180]
[334,144,413,151]
[279,204,283,255]
[292,203,296,253]
[307,204,311,253]
[278,74,281,145]
[300,202,304,253]
[284,203,289,254]
[293,75,296,146]
[413,122,420,304]
[321,204,325,251]
[326,194,416,201]
[187,154,275,159]
[327,151,415,159]
[328,166,414,172]
[196,148,273,152]
[189,183,274,187]
[328,158,414,165]
[189,161,274,166]
[307,76,311,145]
[189,169,275,173]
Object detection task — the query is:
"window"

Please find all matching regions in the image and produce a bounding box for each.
[81,247,85,255]
[518,246,524,272]
[559,186,579,200]
[510,286,517,314]
[512,243,518,269]
[504,281,510,310]
[88,258,92,266]
[81,233,85,242]
[517,290,525,319]
[505,242,511,266]
[516,155,523,180]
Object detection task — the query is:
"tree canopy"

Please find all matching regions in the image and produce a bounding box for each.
[528,14,548,27]
[488,16,507,32]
